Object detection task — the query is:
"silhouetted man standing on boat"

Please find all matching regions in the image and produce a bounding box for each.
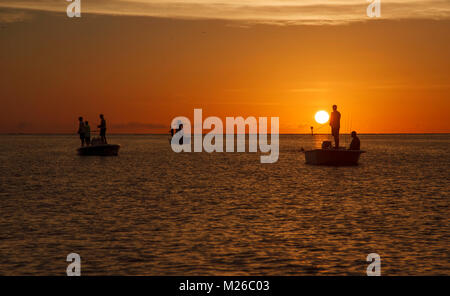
[98,114,107,144]
[329,105,341,148]
[77,116,85,146]
[349,131,360,150]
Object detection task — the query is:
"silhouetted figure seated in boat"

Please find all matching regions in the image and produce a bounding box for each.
[98,114,107,144]
[330,105,341,149]
[349,131,360,150]
[322,141,332,149]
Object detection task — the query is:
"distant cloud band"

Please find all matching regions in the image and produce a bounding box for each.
[0,0,449,24]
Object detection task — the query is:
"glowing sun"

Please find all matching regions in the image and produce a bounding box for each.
[315,111,329,124]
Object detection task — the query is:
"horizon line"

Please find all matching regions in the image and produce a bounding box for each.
[2,133,449,136]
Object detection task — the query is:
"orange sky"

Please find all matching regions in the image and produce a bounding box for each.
[0,5,449,134]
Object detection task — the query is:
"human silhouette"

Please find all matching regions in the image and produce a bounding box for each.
[349,131,360,150]
[98,114,107,144]
[178,123,184,145]
[329,105,341,148]
[77,117,85,146]
[84,121,91,146]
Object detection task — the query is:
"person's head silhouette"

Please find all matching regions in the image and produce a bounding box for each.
[78,117,83,122]
[100,114,104,119]
[351,131,357,137]
[333,105,337,111]
[176,120,183,130]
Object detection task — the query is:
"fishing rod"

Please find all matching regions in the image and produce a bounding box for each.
[313,124,328,132]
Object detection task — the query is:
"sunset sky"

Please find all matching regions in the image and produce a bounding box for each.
[0,0,449,133]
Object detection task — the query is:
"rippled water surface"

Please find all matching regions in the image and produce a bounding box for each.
[0,134,448,275]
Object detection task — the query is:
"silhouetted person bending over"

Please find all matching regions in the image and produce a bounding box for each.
[349,131,360,150]
[77,116,85,146]
[329,105,341,148]
[98,114,107,144]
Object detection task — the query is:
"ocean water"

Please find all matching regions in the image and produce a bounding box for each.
[0,134,448,275]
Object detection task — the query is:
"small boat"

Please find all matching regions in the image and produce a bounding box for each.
[77,144,120,156]
[303,148,365,166]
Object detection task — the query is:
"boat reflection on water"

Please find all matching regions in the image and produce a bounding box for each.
[77,144,120,156]
[77,138,120,156]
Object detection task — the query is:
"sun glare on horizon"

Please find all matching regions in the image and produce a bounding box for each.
[315,111,329,124]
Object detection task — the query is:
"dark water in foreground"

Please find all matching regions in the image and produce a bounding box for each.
[0,134,448,275]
